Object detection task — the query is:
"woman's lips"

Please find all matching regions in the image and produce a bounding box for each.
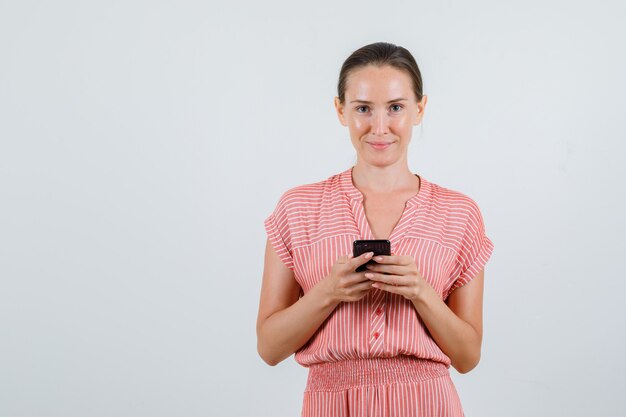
[367,142,393,150]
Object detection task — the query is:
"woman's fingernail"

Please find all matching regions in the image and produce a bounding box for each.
[365,252,374,259]
[374,256,383,262]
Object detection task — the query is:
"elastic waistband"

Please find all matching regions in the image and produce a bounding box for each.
[305,356,449,392]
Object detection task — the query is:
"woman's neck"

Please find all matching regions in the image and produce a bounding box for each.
[351,160,419,195]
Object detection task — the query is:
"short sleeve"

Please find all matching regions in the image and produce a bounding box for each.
[445,198,494,298]
[264,192,295,271]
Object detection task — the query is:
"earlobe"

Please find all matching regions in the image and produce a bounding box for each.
[334,96,347,126]
[414,109,423,125]
[414,95,427,124]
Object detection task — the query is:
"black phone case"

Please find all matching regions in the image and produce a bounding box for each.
[353,240,391,272]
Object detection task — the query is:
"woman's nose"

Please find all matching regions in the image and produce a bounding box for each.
[371,111,390,136]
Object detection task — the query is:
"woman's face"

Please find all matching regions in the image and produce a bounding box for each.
[334,65,427,168]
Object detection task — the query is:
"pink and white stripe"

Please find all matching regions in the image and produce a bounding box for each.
[302,356,465,417]
[264,166,494,416]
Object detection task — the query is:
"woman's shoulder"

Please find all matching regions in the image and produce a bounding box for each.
[423,178,484,219]
[274,170,345,208]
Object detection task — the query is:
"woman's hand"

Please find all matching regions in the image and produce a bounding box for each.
[364,254,428,302]
[257,242,375,366]
[318,251,376,304]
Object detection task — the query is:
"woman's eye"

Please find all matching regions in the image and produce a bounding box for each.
[356,106,369,113]
[390,104,403,112]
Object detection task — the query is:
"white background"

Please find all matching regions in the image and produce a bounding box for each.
[1,1,625,416]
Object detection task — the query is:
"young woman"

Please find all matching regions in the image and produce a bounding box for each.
[257,41,494,417]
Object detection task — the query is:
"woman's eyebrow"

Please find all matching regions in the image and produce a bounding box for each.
[350,98,408,104]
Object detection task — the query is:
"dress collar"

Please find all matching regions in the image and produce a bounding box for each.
[338,166,431,208]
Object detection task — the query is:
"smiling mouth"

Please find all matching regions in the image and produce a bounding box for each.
[367,142,394,150]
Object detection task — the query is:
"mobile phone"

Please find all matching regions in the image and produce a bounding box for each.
[353,240,391,272]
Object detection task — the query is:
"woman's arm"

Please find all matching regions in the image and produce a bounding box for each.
[256,238,375,366]
[364,256,484,373]
[412,270,484,374]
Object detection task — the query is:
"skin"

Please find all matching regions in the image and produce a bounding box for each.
[257,64,485,373]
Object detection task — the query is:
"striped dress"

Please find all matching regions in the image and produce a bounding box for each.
[264,167,494,417]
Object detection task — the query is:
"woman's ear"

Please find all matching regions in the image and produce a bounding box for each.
[414,95,428,125]
[334,96,347,126]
